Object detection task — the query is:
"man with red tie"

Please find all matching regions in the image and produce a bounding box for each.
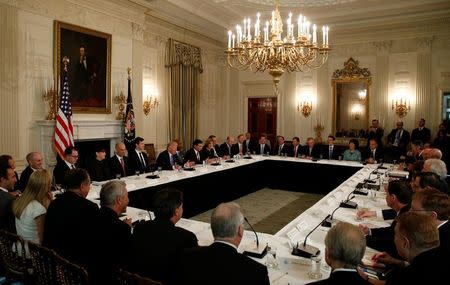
[184,139,204,165]
[109,142,129,178]
[290,137,301,157]
[232,134,246,156]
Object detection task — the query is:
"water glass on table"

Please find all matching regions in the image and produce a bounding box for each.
[265,245,278,269]
[308,256,323,279]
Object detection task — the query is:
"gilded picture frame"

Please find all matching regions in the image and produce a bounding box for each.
[54,21,111,114]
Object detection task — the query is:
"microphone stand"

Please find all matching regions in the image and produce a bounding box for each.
[292,215,328,258]
[242,217,268,258]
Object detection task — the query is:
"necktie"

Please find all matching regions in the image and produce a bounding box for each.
[140,153,146,168]
[239,144,242,154]
[309,148,312,156]
[372,150,375,159]
[278,145,282,155]
[120,158,126,176]
[71,165,75,169]
[196,150,200,161]
[170,154,174,166]
[228,144,231,155]
[329,146,333,158]
[261,144,264,154]
[294,146,297,157]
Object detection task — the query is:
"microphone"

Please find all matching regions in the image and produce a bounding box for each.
[242,217,268,258]
[322,195,358,228]
[292,215,328,258]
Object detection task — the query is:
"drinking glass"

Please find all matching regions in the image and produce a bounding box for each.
[265,246,278,269]
[135,170,140,177]
[308,256,323,279]
[116,173,121,180]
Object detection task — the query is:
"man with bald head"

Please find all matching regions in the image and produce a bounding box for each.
[308,222,370,284]
[18,152,44,190]
[422,148,443,160]
[109,142,129,178]
[219,136,235,158]
[179,202,269,285]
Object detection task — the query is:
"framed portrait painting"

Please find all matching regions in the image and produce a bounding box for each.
[54,21,111,114]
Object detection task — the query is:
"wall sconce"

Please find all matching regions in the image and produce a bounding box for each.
[351,104,363,120]
[114,91,126,120]
[297,101,312,118]
[358,90,367,101]
[143,94,159,116]
[392,89,411,118]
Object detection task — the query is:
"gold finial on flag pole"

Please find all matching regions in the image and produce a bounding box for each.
[127,67,131,80]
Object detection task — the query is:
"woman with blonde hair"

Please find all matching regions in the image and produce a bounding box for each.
[12,169,53,244]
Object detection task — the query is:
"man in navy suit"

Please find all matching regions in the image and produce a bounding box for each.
[109,142,129,178]
[302,137,320,159]
[364,138,384,164]
[53,147,79,184]
[156,141,183,170]
[128,137,149,175]
[411,118,431,144]
[179,202,269,285]
[387,121,410,160]
[254,135,271,155]
[184,139,204,165]
[322,135,340,160]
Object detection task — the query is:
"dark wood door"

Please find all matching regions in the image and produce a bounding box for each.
[248,97,277,147]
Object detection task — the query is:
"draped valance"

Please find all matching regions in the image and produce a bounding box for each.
[165,38,203,73]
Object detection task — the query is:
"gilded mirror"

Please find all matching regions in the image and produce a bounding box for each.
[332,58,371,143]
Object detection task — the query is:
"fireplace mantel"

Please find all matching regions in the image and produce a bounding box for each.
[36,120,123,168]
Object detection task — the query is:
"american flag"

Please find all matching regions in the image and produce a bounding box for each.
[54,64,74,159]
[124,70,135,150]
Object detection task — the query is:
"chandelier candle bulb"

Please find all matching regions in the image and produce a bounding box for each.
[326,26,329,46]
[322,26,326,46]
[247,18,251,40]
[313,24,317,45]
[228,30,232,49]
[232,34,235,48]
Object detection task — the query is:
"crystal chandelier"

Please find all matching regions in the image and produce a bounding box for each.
[225,0,330,86]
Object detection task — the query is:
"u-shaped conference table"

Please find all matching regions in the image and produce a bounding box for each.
[87,155,397,284]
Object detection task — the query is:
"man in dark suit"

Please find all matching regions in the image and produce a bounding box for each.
[366,119,384,147]
[18,152,43,191]
[219,136,235,158]
[128,137,149,175]
[364,138,384,164]
[109,142,129,178]
[387,121,410,160]
[273,135,290,156]
[254,135,271,155]
[43,169,100,272]
[178,202,269,285]
[411,188,450,254]
[232,134,246,156]
[0,166,17,232]
[359,181,412,257]
[307,222,370,285]
[96,180,132,284]
[184,139,204,165]
[156,141,183,170]
[130,189,198,285]
[53,146,79,185]
[289,137,302,157]
[363,213,447,285]
[244,132,255,154]
[302,137,320,159]
[322,135,340,160]
[411,118,431,144]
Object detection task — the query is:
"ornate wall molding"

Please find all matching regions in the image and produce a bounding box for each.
[332,57,371,80]
[416,36,434,52]
[373,40,392,55]
[132,23,144,42]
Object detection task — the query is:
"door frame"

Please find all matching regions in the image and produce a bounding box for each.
[242,81,280,136]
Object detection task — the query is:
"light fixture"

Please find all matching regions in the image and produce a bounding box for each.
[297,100,312,118]
[143,94,159,116]
[392,88,411,118]
[114,91,126,120]
[351,104,363,120]
[258,98,274,112]
[358,90,366,101]
[225,0,330,87]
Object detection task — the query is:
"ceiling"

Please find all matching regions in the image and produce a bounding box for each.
[132,0,450,44]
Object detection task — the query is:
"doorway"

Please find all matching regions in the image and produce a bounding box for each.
[248,97,277,147]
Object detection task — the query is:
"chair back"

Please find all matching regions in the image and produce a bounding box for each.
[0,230,31,283]
[27,241,89,285]
[117,269,163,285]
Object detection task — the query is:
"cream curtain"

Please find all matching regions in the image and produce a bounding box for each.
[165,38,203,148]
